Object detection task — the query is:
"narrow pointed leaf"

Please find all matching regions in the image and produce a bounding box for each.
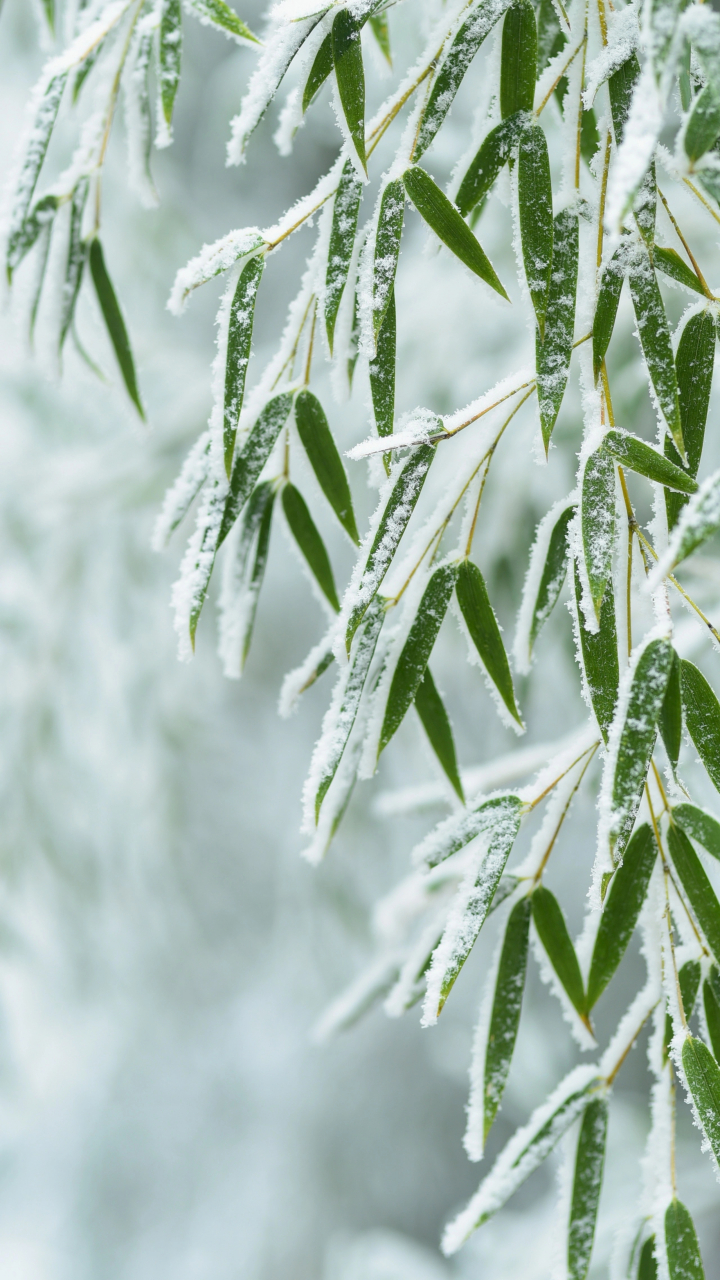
[665,1199,705,1280]
[456,111,529,217]
[88,237,144,419]
[483,895,532,1140]
[456,559,522,725]
[537,208,578,447]
[703,968,720,1059]
[587,823,658,1007]
[658,649,682,772]
[419,793,523,870]
[6,70,67,279]
[369,287,396,447]
[674,804,720,861]
[372,179,404,338]
[59,177,89,352]
[532,885,585,1016]
[638,1237,658,1280]
[184,0,260,43]
[500,0,537,118]
[681,1035,720,1168]
[41,0,55,33]
[593,245,627,380]
[610,640,674,863]
[528,505,573,654]
[223,482,275,673]
[414,0,514,159]
[568,1096,608,1280]
[654,246,705,295]
[664,959,701,1059]
[369,12,391,63]
[582,443,616,617]
[573,562,619,743]
[218,393,293,545]
[667,824,720,963]
[282,483,339,612]
[294,390,359,544]
[604,429,698,495]
[402,166,509,300]
[518,124,553,336]
[685,83,720,162]
[325,159,363,352]
[303,32,333,110]
[332,8,366,173]
[681,659,720,794]
[159,0,182,128]
[6,193,57,279]
[628,243,684,457]
[223,254,264,476]
[379,564,458,755]
[665,310,715,530]
[414,667,464,801]
[665,470,720,568]
[608,53,641,144]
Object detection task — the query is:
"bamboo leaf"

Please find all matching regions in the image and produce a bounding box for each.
[609,639,674,863]
[325,159,363,352]
[592,244,627,381]
[664,470,720,569]
[345,443,435,649]
[703,967,720,1059]
[667,824,720,963]
[637,1237,658,1280]
[685,83,720,162]
[414,667,464,802]
[6,193,58,280]
[665,1199,705,1280]
[159,0,182,129]
[223,254,264,476]
[282,482,340,612]
[500,0,537,118]
[665,311,715,531]
[681,1035,720,1169]
[456,559,522,725]
[59,178,89,353]
[402,166,509,300]
[184,0,260,43]
[628,242,684,458]
[608,53,641,145]
[573,561,619,743]
[528,505,574,656]
[674,804,720,861]
[568,1096,608,1280]
[587,823,658,1008]
[582,443,616,617]
[6,70,67,280]
[532,885,586,1016]
[218,393,294,545]
[419,793,524,870]
[332,8,366,173]
[379,564,458,756]
[681,659,720,794]
[658,649,682,773]
[537,208,578,448]
[41,0,55,34]
[294,390,359,544]
[372,179,405,339]
[654,246,705,295]
[518,124,553,337]
[222,481,275,674]
[456,111,529,218]
[369,287,396,451]
[88,237,144,419]
[483,895,532,1140]
[369,12,391,64]
[303,32,333,110]
[603,429,698,495]
[664,959,701,1060]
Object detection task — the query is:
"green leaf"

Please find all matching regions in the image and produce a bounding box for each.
[500,0,537,118]
[537,208,578,448]
[628,242,684,458]
[332,8,366,174]
[532,885,586,1017]
[88,237,144,419]
[223,254,264,476]
[587,824,658,1008]
[668,824,720,963]
[6,193,58,279]
[456,559,522,725]
[654,246,705,295]
[536,0,565,73]
[681,659,720,794]
[592,244,627,381]
[665,472,720,569]
[685,83,720,162]
[294,390,359,544]
[184,0,259,43]
[402,166,509,300]
[379,564,458,755]
[368,12,391,64]
[610,640,674,864]
[682,1035,720,1169]
[665,1199,705,1280]
[664,959,701,1060]
[665,310,715,531]
[703,967,720,1059]
[568,1096,608,1280]
[518,124,553,337]
[6,71,67,280]
[483,895,531,1141]
[314,597,385,819]
[634,162,657,247]
[573,561,619,743]
[372,179,405,339]
[303,32,333,111]
[420,793,524,870]
[414,0,514,160]
[527,505,573,657]
[456,111,529,218]
[369,287,396,452]
[414,667,464,802]
[658,649,682,772]
[608,53,641,145]
[59,178,89,353]
[637,1237,658,1280]
[582,443,616,617]
[325,159,363,353]
[218,393,294,545]
[41,0,55,34]
[159,0,182,129]
[29,218,53,345]
[281,483,340,612]
[674,804,720,861]
[603,429,698,495]
[345,443,435,649]
[224,481,275,672]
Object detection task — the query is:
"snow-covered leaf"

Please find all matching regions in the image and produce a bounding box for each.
[573,561,619,743]
[582,443,616,618]
[481,895,531,1143]
[500,0,536,118]
[537,208,577,450]
[416,793,524,870]
[456,559,522,727]
[223,255,264,476]
[5,70,67,278]
[680,659,720,795]
[681,1036,720,1170]
[628,242,684,458]
[218,392,294,545]
[608,53,640,143]
[6,193,58,280]
[607,639,674,863]
[568,1096,608,1280]
[294,390,359,544]
[218,480,275,676]
[518,124,553,338]
[603,429,698,495]
[665,311,715,532]
[414,667,464,802]
[303,31,333,111]
[59,178,89,353]
[523,503,573,662]
[658,649,682,773]
[371,179,404,339]
[369,288,395,456]
[654,247,705,296]
[325,159,363,352]
[587,823,657,1008]
[332,8,366,174]
[281,482,340,612]
[158,0,182,136]
[703,970,720,1059]
[667,824,720,963]
[665,1199,705,1280]
[456,111,529,218]
[183,0,260,44]
[532,885,586,1016]
[403,165,509,300]
[592,244,627,381]
[674,804,720,861]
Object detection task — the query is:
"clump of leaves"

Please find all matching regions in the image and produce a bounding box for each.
[9,0,720,1274]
